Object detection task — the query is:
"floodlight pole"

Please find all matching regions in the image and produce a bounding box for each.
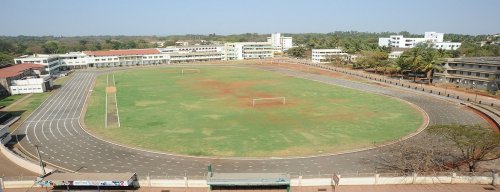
[34,145,46,175]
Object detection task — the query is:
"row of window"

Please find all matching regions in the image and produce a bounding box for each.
[12,87,43,91]
[448,71,493,78]
[448,63,500,70]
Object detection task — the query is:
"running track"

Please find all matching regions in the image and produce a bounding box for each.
[14,65,486,177]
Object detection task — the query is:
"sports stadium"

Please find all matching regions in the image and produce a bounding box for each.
[9,58,493,180]
[7,58,492,176]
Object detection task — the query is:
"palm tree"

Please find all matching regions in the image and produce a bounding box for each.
[398,43,445,83]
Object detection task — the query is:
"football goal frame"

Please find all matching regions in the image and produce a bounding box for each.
[252,97,286,107]
[181,68,201,75]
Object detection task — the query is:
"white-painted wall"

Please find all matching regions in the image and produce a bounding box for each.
[378,32,461,50]
[10,78,47,95]
[312,49,349,63]
[267,33,293,52]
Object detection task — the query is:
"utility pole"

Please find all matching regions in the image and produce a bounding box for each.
[34,145,46,175]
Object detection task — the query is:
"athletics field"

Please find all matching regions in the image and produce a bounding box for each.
[84,66,423,157]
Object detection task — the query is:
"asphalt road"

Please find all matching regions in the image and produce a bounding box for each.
[13,65,487,177]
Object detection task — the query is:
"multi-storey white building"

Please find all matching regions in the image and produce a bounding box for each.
[84,49,169,68]
[169,52,223,63]
[13,41,276,72]
[267,33,293,52]
[225,42,275,60]
[0,63,51,96]
[378,32,461,50]
[15,54,61,74]
[311,49,349,63]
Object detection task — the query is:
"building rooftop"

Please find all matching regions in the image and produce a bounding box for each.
[0,63,44,78]
[446,57,500,65]
[83,49,160,57]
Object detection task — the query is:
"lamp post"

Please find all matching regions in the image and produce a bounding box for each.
[34,145,46,175]
[472,82,477,102]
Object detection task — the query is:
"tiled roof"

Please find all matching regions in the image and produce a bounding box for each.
[0,63,44,78]
[83,49,160,57]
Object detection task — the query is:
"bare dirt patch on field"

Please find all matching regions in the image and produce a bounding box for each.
[106,86,116,93]
[187,78,298,109]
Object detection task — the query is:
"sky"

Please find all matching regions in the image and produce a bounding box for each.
[0,0,499,36]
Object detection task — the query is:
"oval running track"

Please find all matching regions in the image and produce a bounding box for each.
[13,65,487,177]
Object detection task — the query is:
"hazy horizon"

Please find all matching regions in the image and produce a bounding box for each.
[1,0,499,36]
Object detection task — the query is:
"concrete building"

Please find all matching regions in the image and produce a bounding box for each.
[433,57,500,91]
[378,32,461,50]
[169,52,223,63]
[58,52,89,70]
[13,43,275,71]
[225,42,274,60]
[10,76,52,95]
[311,49,349,63]
[267,33,293,52]
[0,63,51,95]
[14,54,61,75]
[83,49,169,68]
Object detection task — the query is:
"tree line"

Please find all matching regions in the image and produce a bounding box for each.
[0,31,498,67]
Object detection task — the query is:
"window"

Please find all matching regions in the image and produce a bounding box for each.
[476,73,480,77]
[485,74,490,78]
[478,65,482,68]
[467,72,472,75]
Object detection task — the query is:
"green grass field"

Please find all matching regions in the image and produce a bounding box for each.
[85,67,423,157]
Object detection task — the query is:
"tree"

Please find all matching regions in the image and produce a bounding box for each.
[287,47,309,58]
[428,125,500,172]
[396,43,444,82]
[0,53,14,67]
[0,39,15,53]
[354,50,388,71]
[42,41,60,54]
[374,130,455,173]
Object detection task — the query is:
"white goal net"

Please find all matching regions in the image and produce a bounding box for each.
[252,97,286,107]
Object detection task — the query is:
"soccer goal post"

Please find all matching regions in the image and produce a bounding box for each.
[252,97,286,107]
[181,68,200,75]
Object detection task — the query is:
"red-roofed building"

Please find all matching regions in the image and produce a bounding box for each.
[83,49,160,57]
[83,49,169,68]
[0,63,51,95]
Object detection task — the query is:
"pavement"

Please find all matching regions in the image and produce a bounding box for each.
[0,152,37,178]
[3,184,499,192]
[3,64,491,178]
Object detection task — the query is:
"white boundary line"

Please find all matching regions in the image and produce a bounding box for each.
[12,73,78,173]
[113,74,121,127]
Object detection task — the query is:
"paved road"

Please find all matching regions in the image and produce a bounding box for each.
[13,65,486,177]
